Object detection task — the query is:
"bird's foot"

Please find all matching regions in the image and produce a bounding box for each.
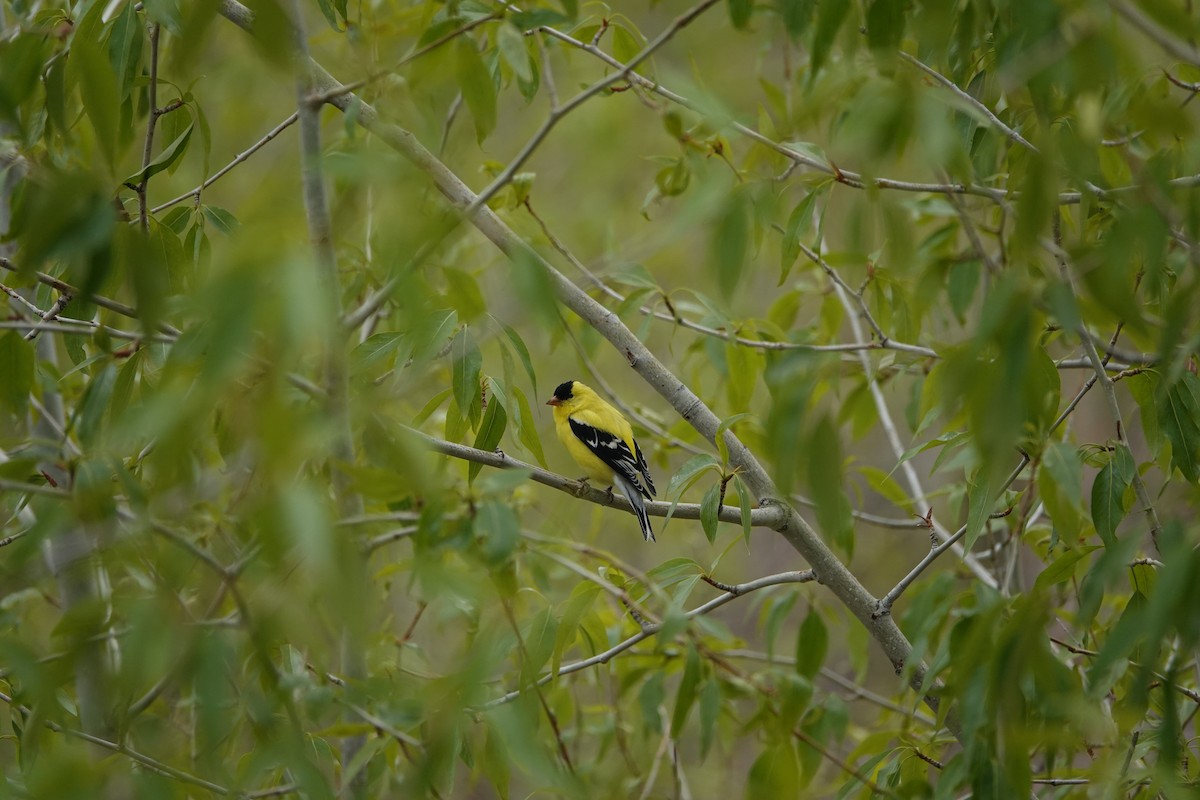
[574,477,591,497]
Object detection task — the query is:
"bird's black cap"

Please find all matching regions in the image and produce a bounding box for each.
[552,380,576,402]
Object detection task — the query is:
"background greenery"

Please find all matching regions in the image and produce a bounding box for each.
[2,0,1199,796]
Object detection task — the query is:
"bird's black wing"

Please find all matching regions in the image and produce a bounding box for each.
[568,417,653,499]
[634,443,656,497]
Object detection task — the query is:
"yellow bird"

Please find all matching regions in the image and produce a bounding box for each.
[546,380,657,542]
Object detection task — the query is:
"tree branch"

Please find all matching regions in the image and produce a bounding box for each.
[1109,0,1200,67]
[405,426,788,528]
[0,257,182,336]
[218,0,961,737]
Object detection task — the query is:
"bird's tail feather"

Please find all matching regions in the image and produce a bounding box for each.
[615,475,655,542]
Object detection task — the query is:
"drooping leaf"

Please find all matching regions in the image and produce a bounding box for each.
[1160,372,1200,483]
[794,608,827,679]
[700,482,720,544]
[1089,444,1134,546]
[810,0,850,77]
[0,332,33,418]
[670,643,702,737]
[777,0,816,38]
[456,38,497,144]
[470,389,508,481]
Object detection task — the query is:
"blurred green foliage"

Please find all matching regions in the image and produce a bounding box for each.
[1,0,1200,796]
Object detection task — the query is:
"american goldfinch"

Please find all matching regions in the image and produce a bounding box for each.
[546,380,657,542]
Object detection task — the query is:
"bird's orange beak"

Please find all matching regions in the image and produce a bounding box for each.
[545,397,561,406]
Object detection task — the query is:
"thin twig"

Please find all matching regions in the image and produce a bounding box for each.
[152,113,299,214]
[307,12,503,106]
[876,455,1030,616]
[480,569,814,708]
[1051,217,1162,553]
[829,278,998,590]
[498,598,576,773]
[1110,0,1200,67]
[20,291,71,341]
[720,649,937,725]
[0,257,182,336]
[137,23,161,232]
[0,688,238,796]
[799,242,938,358]
[900,52,1037,153]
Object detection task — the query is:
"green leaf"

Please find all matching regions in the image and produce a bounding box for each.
[456,38,497,143]
[810,0,850,77]
[670,643,701,737]
[1033,547,1099,592]
[109,351,142,426]
[414,388,452,426]
[497,23,532,82]
[410,309,458,364]
[477,500,519,565]
[1160,371,1200,482]
[856,465,912,513]
[700,483,720,544]
[0,332,33,418]
[513,386,547,467]
[108,0,144,102]
[610,23,643,65]
[350,332,406,373]
[724,342,757,419]
[470,392,508,482]
[1038,441,1084,539]
[779,189,821,283]
[807,415,853,556]
[1126,371,1161,452]
[201,206,239,236]
[699,677,720,759]
[746,744,799,799]
[1090,445,1134,546]
[714,412,753,467]
[963,474,992,551]
[124,122,193,186]
[727,0,753,29]
[74,25,121,167]
[452,329,483,426]
[664,454,721,525]
[314,0,347,31]
[795,608,827,678]
[75,363,117,447]
[654,158,690,197]
[711,190,749,298]
[495,318,537,396]
[735,475,754,545]
[777,0,815,38]
[510,8,570,29]
[521,606,558,681]
[143,0,184,36]
[866,0,905,53]
[444,267,487,321]
[553,581,601,676]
